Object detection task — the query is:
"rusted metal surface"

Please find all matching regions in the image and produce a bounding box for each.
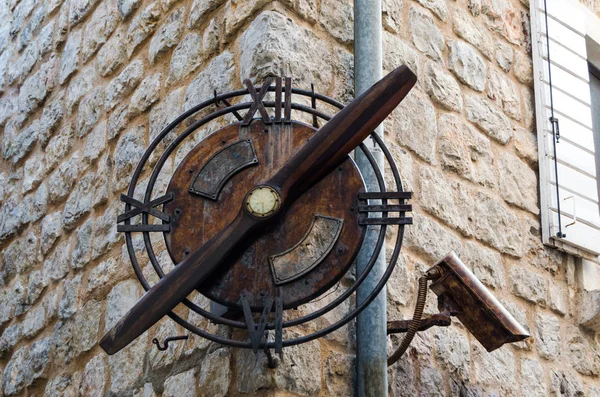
[269,215,344,285]
[100,66,417,355]
[427,251,529,352]
[386,313,451,334]
[242,78,273,125]
[188,139,258,200]
[165,121,366,310]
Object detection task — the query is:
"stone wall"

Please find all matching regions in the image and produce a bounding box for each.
[0,0,599,395]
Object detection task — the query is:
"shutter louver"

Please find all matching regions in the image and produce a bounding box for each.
[531,0,600,256]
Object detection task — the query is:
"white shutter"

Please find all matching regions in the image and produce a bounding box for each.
[531,0,600,256]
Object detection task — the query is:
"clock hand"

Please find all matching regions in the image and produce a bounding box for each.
[100,65,416,355]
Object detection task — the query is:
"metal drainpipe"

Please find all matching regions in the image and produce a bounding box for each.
[354,1,387,396]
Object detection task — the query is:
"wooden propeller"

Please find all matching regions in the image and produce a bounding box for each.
[100,65,417,355]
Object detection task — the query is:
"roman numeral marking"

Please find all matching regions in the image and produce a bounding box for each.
[284,77,292,123]
[357,191,413,226]
[243,78,273,126]
[241,296,283,353]
[117,193,174,232]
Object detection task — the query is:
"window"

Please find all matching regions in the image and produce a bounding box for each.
[589,63,600,208]
[531,0,600,257]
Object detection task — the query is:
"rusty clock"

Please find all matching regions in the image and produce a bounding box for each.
[100,66,417,359]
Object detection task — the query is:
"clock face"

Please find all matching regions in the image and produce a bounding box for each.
[245,186,280,217]
[105,72,415,355]
[163,120,366,310]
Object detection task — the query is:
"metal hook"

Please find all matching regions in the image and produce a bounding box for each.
[213,89,243,121]
[152,335,189,351]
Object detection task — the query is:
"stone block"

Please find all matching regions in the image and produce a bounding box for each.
[383,31,420,76]
[72,299,101,356]
[105,60,144,111]
[473,344,516,395]
[495,40,513,72]
[43,240,71,282]
[0,324,22,359]
[58,274,82,320]
[71,219,93,269]
[81,0,119,63]
[39,92,66,147]
[163,368,197,397]
[118,0,141,18]
[404,213,462,262]
[453,8,494,59]
[184,51,234,111]
[392,90,437,163]
[419,364,445,396]
[113,125,146,191]
[149,6,184,64]
[512,126,536,166]
[130,73,162,115]
[77,87,105,138]
[325,352,354,397]
[127,1,161,58]
[416,0,447,21]
[188,0,224,29]
[26,270,46,306]
[463,241,505,289]
[498,151,538,214]
[32,184,49,222]
[424,61,463,112]
[105,279,142,332]
[198,348,231,397]
[80,355,107,397]
[536,312,560,360]
[418,167,475,237]
[223,0,270,41]
[62,172,95,229]
[465,94,512,144]
[320,0,353,43]
[150,87,184,141]
[487,68,521,120]
[437,113,496,187]
[67,65,98,112]
[69,0,101,25]
[83,120,107,163]
[550,370,584,397]
[41,211,63,254]
[564,326,600,376]
[410,6,444,61]
[448,40,486,91]
[514,50,533,86]
[48,153,80,203]
[3,346,31,395]
[22,304,47,338]
[59,28,82,85]
[521,358,547,397]
[239,11,332,91]
[472,192,523,256]
[509,267,547,305]
[168,33,202,84]
[3,230,39,276]
[44,374,79,397]
[96,26,127,77]
[108,333,146,395]
[433,326,470,381]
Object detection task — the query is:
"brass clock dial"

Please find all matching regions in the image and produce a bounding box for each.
[245,186,281,218]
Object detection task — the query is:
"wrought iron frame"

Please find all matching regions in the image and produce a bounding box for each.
[121,84,408,349]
